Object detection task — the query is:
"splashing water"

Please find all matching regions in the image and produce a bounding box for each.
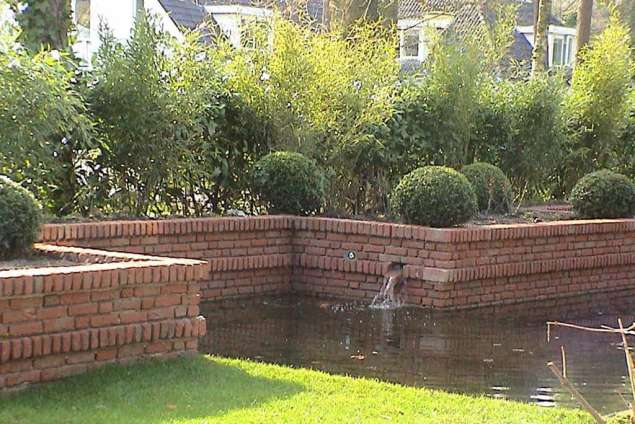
[371,266,406,309]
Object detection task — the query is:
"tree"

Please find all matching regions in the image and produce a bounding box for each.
[8,0,71,51]
[575,0,593,59]
[532,0,552,75]
[617,0,634,51]
[325,0,397,30]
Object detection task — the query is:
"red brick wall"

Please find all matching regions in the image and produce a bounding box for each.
[292,217,635,308]
[38,216,635,310]
[40,217,294,301]
[0,245,207,390]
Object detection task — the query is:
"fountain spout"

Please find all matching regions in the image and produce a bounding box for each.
[371,263,406,309]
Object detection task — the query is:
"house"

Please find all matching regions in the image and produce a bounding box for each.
[397,0,577,70]
[198,1,325,48]
[70,0,214,63]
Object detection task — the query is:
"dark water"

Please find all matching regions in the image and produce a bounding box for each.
[200,291,635,413]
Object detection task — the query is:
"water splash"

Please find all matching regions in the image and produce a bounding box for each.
[371,264,406,309]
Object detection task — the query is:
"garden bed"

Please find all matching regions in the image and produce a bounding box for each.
[0,244,208,391]
[0,257,76,271]
[38,215,635,309]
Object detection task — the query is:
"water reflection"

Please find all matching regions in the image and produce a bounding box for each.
[200,290,635,413]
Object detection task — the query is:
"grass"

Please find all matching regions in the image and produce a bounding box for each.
[0,355,593,424]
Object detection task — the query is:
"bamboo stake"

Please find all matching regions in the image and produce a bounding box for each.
[547,321,635,335]
[547,362,606,424]
[561,346,567,379]
[617,319,635,424]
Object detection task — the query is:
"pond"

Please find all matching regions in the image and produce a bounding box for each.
[200,290,635,414]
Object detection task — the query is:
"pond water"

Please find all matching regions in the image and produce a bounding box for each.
[200,290,635,413]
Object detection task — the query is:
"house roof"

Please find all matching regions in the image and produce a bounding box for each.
[509,28,533,62]
[514,0,563,26]
[201,0,325,24]
[158,0,212,30]
[399,0,565,27]
[398,0,568,64]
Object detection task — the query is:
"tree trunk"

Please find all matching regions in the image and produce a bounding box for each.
[575,0,593,59]
[322,0,331,30]
[531,0,551,76]
[617,0,634,52]
[11,0,71,51]
[533,0,540,35]
[328,0,396,29]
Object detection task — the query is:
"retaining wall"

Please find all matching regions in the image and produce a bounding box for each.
[0,244,207,390]
[38,216,635,309]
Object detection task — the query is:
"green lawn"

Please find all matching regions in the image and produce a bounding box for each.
[0,355,593,424]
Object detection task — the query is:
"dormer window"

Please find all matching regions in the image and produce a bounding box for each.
[400,27,420,58]
[552,34,575,67]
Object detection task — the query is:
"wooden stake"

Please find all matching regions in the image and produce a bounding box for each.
[617,319,635,423]
[561,346,567,379]
[547,362,606,424]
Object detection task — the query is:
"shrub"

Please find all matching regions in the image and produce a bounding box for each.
[570,170,635,219]
[0,176,42,258]
[461,162,513,213]
[391,166,477,227]
[0,28,93,215]
[87,15,256,217]
[251,152,325,215]
[563,17,633,190]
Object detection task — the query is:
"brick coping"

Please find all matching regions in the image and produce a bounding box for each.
[0,244,207,284]
[40,216,635,244]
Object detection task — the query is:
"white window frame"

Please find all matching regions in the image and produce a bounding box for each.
[397,15,453,63]
[551,33,575,67]
[400,26,421,59]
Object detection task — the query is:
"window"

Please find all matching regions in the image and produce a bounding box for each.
[552,36,564,66]
[551,34,575,67]
[400,28,420,58]
[565,36,574,65]
[74,0,90,31]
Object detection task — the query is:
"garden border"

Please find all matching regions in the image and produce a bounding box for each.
[37,216,635,308]
[0,244,208,390]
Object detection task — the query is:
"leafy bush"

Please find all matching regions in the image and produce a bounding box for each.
[86,15,263,216]
[251,152,325,215]
[216,18,399,214]
[563,17,633,190]
[383,41,486,172]
[482,77,565,199]
[570,170,635,219]
[0,176,42,258]
[461,162,513,213]
[391,166,477,227]
[0,28,94,215]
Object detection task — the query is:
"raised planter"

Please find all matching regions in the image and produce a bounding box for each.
[38,216,635,310]
[0,244,207,390]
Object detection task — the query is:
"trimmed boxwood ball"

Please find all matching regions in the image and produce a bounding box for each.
[0,176,42,258]
[461,162,513,213]
[252,151,325,215]
[570,170,635,219]
[391,166,477,227]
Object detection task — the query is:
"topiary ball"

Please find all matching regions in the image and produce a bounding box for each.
[461,162,513,213]
[0,176,42,259]
[570,170,635,219]
[391,166,477,227]
[252,151,325,216]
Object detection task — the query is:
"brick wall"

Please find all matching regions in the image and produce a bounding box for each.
[292,217,635,308]
[38,216,635,310]
[41,217,293,302]
[0,245,207,390]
